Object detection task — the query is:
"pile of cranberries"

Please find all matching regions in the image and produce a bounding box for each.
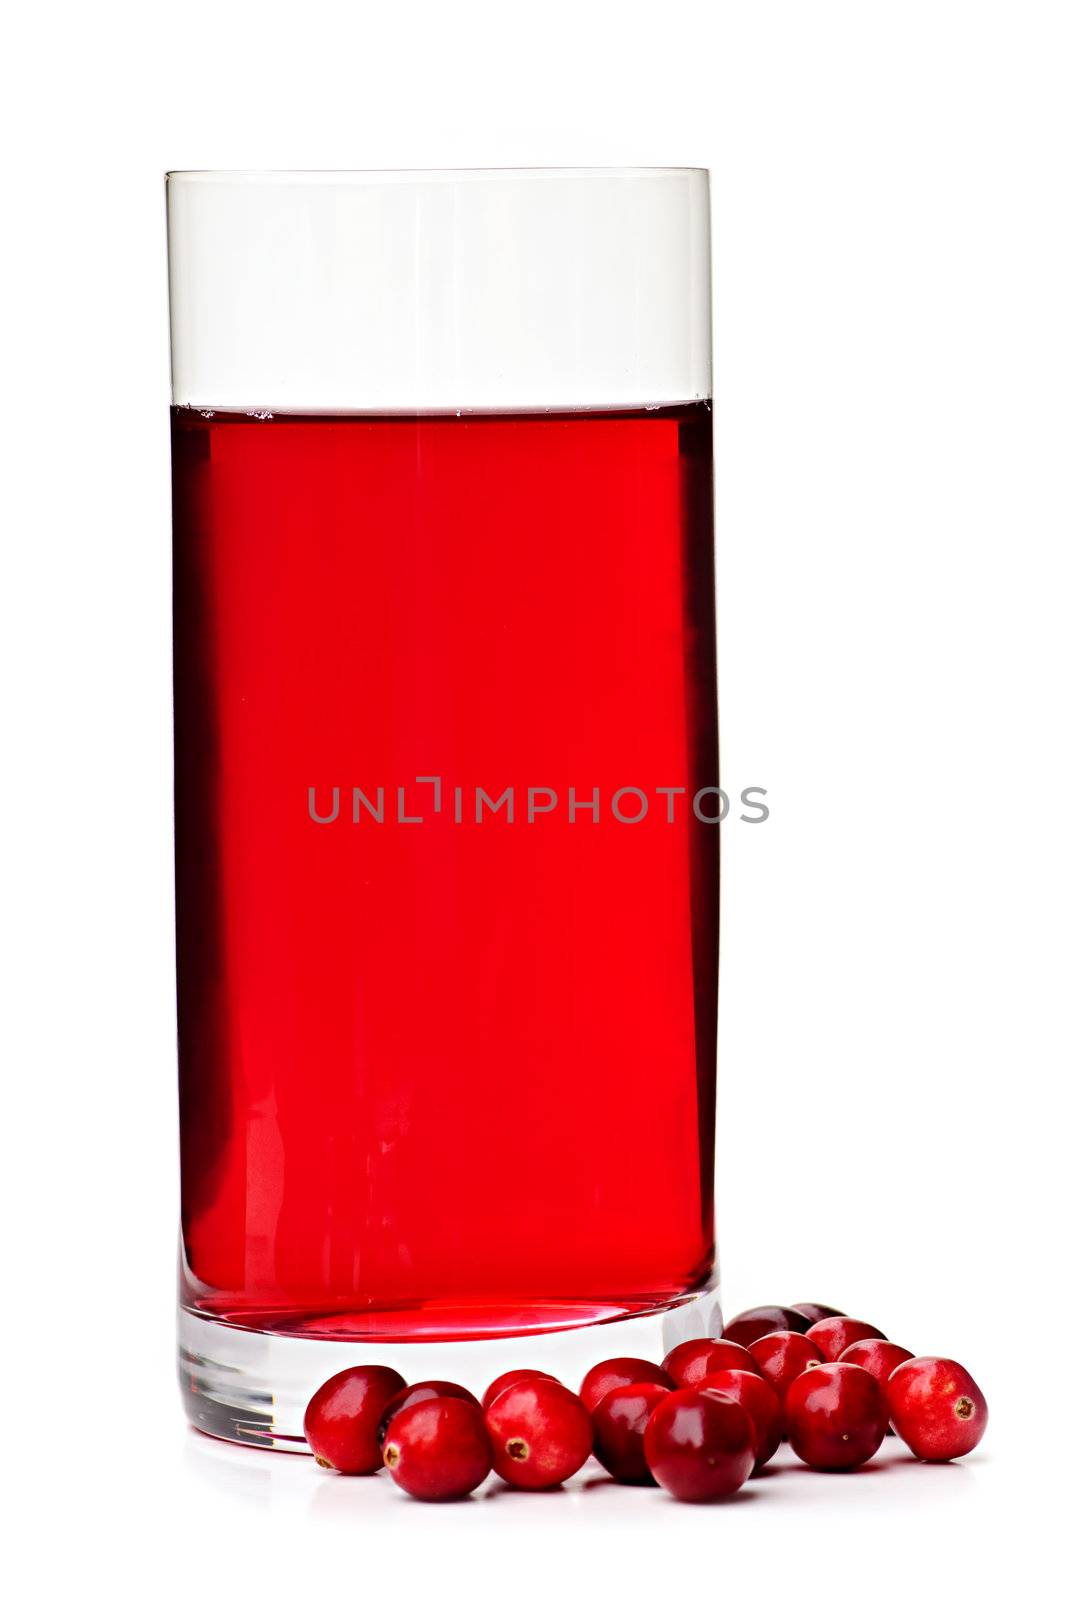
[303,1300,988,1503]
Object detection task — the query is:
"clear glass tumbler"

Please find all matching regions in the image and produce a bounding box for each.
[168,169,720,1448]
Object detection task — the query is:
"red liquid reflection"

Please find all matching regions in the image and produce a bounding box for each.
[172,405,718,1339]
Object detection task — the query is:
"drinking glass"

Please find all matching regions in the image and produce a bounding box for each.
[168,169,720,1448]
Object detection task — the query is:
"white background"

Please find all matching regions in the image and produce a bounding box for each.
[2,1,1067,1595]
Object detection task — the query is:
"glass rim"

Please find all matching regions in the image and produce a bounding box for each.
[165,166,709,185]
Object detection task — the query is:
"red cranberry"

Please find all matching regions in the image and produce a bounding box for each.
[789,1303,845,1327]
[579,1357,674,1412]
[701,1369,783,1467]
[484,1376,593,1489]
[303,1365,406,1474]
[886,1357,988,1461]
[482,1369,560,1409]
[643,1389,756,1500]
[591,1381,672,1484]
[785,1362,887,1470]
[662,1338,759,1387]
[839,1340,914,1435]
[722,1305,810,1345]
[806,1316,887,1361]
[376,1380,480,1447]
[749,1331,825,1403]
[382,1398,492,1501]
[840,1338,915,1392]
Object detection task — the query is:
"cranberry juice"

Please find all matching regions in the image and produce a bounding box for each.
[172,404,717,1340]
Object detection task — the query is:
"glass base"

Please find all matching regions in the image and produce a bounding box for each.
[179,1280,722,1451]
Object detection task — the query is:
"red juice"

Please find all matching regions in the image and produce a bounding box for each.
[172,404,718,1341]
